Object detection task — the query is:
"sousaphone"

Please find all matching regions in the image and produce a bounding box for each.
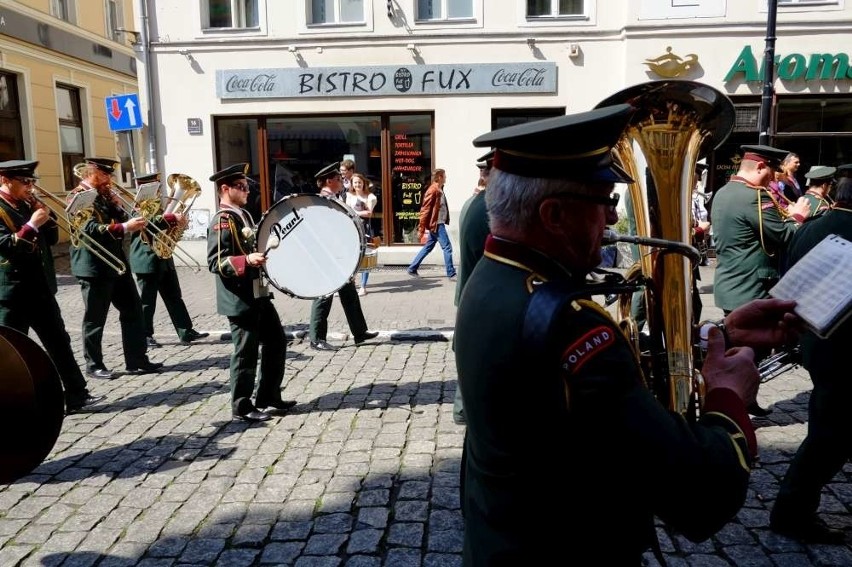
[0,326,65,483]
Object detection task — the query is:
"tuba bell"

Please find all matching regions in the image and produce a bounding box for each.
[596,80,735,417]
[151,173,201,259]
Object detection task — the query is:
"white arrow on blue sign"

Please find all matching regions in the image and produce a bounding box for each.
[105,94,143,132]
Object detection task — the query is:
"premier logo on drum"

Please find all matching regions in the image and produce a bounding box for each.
[270,209,304,242]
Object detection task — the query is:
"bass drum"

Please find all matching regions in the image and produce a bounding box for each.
[0,326,65,484]
[257,194,365,299]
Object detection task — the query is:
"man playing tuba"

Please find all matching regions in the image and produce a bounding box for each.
[128,172,208,347]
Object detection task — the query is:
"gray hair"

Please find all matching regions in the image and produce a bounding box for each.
[486,169,588,234]
[835,177,852,202]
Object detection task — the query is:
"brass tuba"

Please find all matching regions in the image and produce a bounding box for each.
[152,173,201,259]
[596,81,735,417]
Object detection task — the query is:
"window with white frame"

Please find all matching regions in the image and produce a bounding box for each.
[527,0,584,18]
[51,0,76,23]
[106,0,122,41]
[206,0,259,28]
[417,0,473,20]
[57,84,85,192]
[309,0,364,24]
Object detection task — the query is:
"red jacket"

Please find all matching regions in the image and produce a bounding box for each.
[417,182,448,237]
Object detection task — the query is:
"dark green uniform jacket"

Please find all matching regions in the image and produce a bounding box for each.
[207,205,263,316]
[712,178,801,312]
[0,196,57,301]
[129,213,179,273]
[69,185,129,278]
[456,236,755,565]
[454,190,489,307]
[801,190,831,219]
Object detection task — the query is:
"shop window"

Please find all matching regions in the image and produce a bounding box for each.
[776,98,852,134]
[106,0,123,41]
[309,0,364,24]
[417,0,473,20]
[0,72,24,162]
[214,118,262,220]
[390,115,432,245]
[51,0,76,23]
[527,0,584,18]
[491,107,565,130]
[205,0,259,29]
[57,84,85,192]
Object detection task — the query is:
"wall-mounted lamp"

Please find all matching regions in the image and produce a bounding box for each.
[568,43,580,58]
[526,38,536,48]
[288,45,298,53]
[178,49,194,61]
[387,0,394,19]
[407,43,418,54]
[114,27,141,44]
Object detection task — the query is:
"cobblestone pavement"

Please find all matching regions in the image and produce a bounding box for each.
[1,254,851,566]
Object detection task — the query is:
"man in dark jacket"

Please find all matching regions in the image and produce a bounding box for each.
[207,163,295,422]
[456,105,798,564]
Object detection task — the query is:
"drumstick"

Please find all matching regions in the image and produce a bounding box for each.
[263,232,281,257]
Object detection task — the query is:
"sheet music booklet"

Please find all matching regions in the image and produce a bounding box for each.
[64,189,97,215]
[134,181,162,208]
[769,234,852,338]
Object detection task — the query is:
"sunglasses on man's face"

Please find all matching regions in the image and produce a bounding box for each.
[13,177,37,186]
[231,181,250,192]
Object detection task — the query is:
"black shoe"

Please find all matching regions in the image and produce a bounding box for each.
[86,368,114,380]
[66,394,106,414]
[258,400,297,416]
[310,340,338,351]
[180,329,210,344]
[146,336,161,348]
[126,361,164,374]
[770,516,846,544]
[354,331,379,345]
[233,410,272,423]
[748,402,773,417]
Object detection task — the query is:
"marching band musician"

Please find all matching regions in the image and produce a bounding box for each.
[800,166,836,218]
[70,157,162,379]
[456,107,801,564]
[129,172,208,348]
[207,163,295,422]
[0,160,101,413]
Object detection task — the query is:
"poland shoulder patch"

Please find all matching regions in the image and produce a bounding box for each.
[560,326,615,373]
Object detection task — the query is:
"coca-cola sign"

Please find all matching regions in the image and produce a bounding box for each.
[216,63,557,99]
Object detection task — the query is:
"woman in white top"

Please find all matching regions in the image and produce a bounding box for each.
[346,173,378,295]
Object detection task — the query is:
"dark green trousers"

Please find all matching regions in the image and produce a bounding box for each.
[309,280,368,342]
[227,298,286,415]
[136,270,193,339]
[773,367,851,520]
[78,275,148,371]
[0,292,89,404]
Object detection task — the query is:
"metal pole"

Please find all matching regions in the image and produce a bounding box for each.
[134,0,157,173]
[758,0,778,146]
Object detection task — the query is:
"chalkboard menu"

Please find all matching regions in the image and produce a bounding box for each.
[391,126,431,243]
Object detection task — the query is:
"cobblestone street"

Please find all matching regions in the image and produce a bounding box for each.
[1,257,851,566]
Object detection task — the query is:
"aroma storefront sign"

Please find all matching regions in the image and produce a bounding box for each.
[725,45,852,83]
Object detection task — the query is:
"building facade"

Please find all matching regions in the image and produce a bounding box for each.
[138,0,852,265]
[0,0,139,207]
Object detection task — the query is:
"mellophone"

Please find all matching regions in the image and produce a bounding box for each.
[256,193,376,299]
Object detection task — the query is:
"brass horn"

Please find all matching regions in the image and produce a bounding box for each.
[29,183,127,274]
[596,80,735,417]
[151,173,202,260]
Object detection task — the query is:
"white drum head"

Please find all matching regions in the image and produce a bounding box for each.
[257,194,364,299]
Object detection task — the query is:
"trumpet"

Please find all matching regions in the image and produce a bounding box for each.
[71,163,202,271]
[29,184,127,275]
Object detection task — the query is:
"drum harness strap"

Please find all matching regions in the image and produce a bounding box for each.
[522,281,668,566]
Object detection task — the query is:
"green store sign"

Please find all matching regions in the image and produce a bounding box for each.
[725,45,852,82]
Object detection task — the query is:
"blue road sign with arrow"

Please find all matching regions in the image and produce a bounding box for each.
[105,94,143,132]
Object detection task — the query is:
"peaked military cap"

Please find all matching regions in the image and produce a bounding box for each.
[134,172,160,186]
[0,160,39,179]
[315,162,341,180]
[84,157,118,174]
[209,163,249,185]
[836,163,852,177]
[739,145,788,169]
[472,104,635,183]
[804,165,836,182]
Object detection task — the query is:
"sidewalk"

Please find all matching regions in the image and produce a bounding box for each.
[0,253,849,566]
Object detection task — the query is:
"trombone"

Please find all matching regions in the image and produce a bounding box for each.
[28,184,127,275]
[72,163,202,271]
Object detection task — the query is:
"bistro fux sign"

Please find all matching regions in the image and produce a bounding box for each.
[216,63,557,99]
[725,45,852,83]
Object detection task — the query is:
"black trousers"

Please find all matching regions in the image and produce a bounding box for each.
[227,298,286,414]
[309,280,368,342]
[136,270,193,339]
[0,291,89,403]
[78,274,148,371]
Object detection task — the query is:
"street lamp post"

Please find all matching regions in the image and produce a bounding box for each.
[758,0,778,146]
